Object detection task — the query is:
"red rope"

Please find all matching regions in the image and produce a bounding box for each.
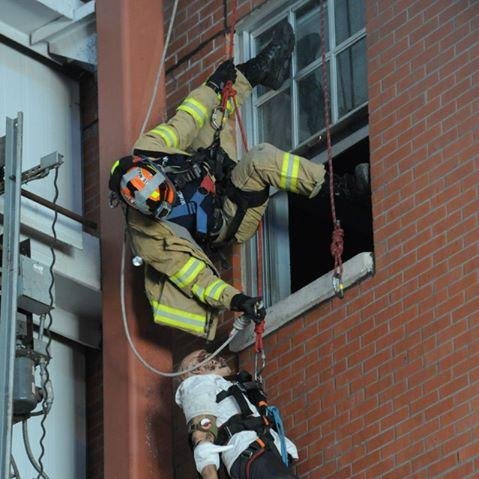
[220,82,249,152]
[232,95,249,152]
[319,0,345,283]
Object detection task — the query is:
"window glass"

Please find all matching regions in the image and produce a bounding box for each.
[335,0,365,44]
[257,88,292,151]
[337,37,367,117]
[298,66,329,143]
[296,0,327,70]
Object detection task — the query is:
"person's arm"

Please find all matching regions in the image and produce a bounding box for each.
[176,376,233,477]
[154,250,266,320]
[129,222,266,318]
[198,464,218,479]
[130,226,240,309]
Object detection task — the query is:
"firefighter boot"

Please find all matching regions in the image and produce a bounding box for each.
[237,21,295,90]
[311,163,370,200]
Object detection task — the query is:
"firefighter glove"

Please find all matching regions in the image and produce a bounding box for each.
[193,441,233,473]
[231,294,266,323]
[206,59,237,93]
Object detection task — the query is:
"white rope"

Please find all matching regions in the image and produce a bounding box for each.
[121,237,247,377]
[139,0,180,136]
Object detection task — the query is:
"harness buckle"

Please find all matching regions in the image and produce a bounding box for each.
[241,448,254,459]
[211,106,227,131]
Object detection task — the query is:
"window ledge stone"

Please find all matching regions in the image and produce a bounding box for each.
[230,252,374,352]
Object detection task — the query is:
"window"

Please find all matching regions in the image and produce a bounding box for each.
[239,0,367,151]
[237,0,373,311]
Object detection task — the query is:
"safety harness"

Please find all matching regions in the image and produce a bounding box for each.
[214,371,287,473]
[111,145,271,245]
[110,151,222,239]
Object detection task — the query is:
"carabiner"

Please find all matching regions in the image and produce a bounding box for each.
[254,349,266,384]
[210,106,227,131]
[332,271,344,299]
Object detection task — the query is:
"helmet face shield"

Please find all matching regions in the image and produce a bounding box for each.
[119,158,176,217]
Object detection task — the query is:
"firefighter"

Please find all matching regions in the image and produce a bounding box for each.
[109,22,369,340]
[176,349,300,479]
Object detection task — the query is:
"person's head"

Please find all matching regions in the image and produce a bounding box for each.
[109,155,176,218]
[178,349,232,381]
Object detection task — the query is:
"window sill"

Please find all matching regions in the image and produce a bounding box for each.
[229,252,374,352]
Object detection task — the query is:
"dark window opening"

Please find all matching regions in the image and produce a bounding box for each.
[289,137,373,293]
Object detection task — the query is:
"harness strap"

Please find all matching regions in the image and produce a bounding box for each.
[215,414,270,446]
[221,182,270,243]
[168,189,209,234]
[216,385,253,416]
[244,446,266,479]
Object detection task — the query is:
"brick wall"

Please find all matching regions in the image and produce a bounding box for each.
[165,0,478,478]
[163,0,267,119]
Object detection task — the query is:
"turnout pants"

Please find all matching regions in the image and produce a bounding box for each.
[229,449,299,479]
[216,143,325,244]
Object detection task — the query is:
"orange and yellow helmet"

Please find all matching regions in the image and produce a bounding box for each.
[109,156,176,218]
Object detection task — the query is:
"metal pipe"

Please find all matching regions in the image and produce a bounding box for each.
[20,189,97,230]
[0,113,23,479]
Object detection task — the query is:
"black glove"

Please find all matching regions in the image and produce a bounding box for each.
[230,294,266,323]
[206,59,237,93]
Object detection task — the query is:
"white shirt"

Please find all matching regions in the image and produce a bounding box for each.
[175,374,298,473]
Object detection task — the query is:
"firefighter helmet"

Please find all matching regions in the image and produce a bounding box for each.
[110,156,176,219]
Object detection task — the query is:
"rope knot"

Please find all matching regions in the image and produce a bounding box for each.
[330,224,344,259]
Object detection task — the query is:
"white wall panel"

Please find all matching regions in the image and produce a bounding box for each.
[0,42,83,248]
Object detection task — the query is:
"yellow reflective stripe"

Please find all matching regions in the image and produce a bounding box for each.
[280,153,300,193]
[216,93,235,113]
[204,279,229,301]
[177,97,208,127]
[170,257,206,289]
[110,159,120,174]
[226,98,234,113]
[149,124,179,148]
[192,284,206,302]
[151,301,206,333]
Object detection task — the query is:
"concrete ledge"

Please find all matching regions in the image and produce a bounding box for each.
[230,252,374,352]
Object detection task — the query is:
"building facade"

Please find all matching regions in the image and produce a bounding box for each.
[1,0,476,478]
[153,1,478,478]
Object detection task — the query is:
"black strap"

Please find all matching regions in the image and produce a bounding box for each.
[220,182,270,243]
[217,385,252,417]
[215,414,269,446]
